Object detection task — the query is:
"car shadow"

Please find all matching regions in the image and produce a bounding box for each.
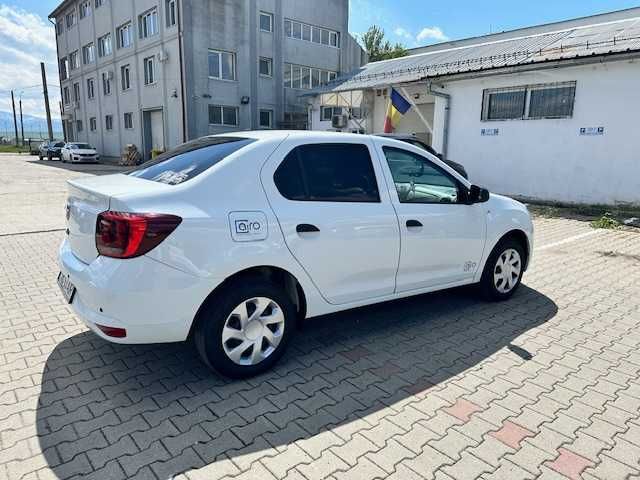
[25,158,130,175]
[36,285,557,479]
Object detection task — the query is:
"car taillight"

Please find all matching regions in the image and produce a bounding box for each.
[96,211,182,259]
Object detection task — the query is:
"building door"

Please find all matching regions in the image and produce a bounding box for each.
[143,109,165,160]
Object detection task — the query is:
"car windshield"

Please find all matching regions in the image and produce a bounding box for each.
[53,142,64,147]
[129,137,256,186]
[72,143,92,149]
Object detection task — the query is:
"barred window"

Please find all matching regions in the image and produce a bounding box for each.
[482,82,576,121]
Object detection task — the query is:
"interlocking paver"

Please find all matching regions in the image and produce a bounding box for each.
[1,153,640,479]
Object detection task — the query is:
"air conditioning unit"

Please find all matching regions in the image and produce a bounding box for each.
[158,51,169,62]
[332,114,348,129]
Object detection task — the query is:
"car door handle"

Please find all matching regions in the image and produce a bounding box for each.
[296,224,320,233]
[406,220,423,228]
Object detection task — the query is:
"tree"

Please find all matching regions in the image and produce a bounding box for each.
[360,25,408,62]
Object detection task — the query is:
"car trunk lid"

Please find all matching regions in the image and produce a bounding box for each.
[66,174,170,264]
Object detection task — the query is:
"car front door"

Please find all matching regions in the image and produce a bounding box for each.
[262,139,400,305]
[377,143,487,292]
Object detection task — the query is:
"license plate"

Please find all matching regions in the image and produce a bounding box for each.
[57,272,76,304]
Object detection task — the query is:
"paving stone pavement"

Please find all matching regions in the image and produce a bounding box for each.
[1,154,639,480]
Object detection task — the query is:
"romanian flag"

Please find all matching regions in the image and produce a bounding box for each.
[383,88,412,133]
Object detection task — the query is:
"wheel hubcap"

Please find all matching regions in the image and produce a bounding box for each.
[494,248,522,294]
[222,297,285,366]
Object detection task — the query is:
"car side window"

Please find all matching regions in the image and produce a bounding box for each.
[383,147,459,204]
[274,143,380,203]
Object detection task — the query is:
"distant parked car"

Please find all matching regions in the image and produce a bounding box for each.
[38,141,65,161]
[375,133,468,179]
[61,143,100,163]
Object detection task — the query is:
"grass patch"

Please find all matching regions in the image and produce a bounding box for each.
[0,145,31,154]
[590,213,621,230]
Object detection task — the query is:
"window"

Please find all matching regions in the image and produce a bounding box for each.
[95,0,104,8]
[166,0,177,27]
[259,12,273,32]
[102,72,112,95]
[208,105,238,126]
[321,106,342,121]
[60,58,68,80]
[82,43,95,64]
[274,144,380,202]
[284,19,292,36]
[56,20,63,35]
[87,78,96,100]
[139,9,158,39]
[208,50,236,80]
[76,120,83,132]
[124,112,134,129]
[528,84,576,118]
[330,31,340,47]
[105,115,113,130]
[259,57,272,77]
[259,109,273,129]
[383,147,459,204]
[90,117,97,131]
[130,137,255,185]
[312,26,320,43]
[87,78,95,99]
[66,11,75,29]
[69,51,79,70]
[292,22,301,39]
[79,1,91,19]
[482,82,576,121]
[120,65,131,91]
[73,82,80,102]
[117,22,132,49]
[98,33,112,57]
[284,64,337,90]
[321,29,330,45]
[63,86,70,105]
[302,24,311,42]
[143,56,155,85]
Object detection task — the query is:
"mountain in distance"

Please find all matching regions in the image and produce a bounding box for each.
[0,111,63,138]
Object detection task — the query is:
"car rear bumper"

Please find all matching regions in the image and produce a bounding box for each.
[58,238,215,344]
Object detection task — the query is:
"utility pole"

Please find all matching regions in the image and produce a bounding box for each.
[19,97,25,147]
[41,63,54,141]
[60,101,66,142]
[11,91,19,146]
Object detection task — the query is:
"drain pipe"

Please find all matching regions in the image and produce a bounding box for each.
[426,81,451,160]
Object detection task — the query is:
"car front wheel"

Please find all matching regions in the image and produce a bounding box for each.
[479,238,525,301]
[194,280,296,378]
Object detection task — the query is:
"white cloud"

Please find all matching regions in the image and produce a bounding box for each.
[416,26,449,43]
[394,27,413,40]
[0,4,60,120]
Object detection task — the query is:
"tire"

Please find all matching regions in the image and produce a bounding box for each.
[479,238,525,301]
[39,155,43,161]
[194,279,297,378]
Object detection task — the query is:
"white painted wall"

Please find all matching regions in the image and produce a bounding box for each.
[434,59,640,206]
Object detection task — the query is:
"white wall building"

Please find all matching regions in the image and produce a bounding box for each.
[307,7,640,206]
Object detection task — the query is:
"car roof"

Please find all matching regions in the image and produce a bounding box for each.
[207,130,408,144]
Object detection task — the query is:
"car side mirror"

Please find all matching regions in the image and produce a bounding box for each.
[468,185,490,204]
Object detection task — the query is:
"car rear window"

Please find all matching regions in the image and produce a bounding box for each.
[129,137,255,185]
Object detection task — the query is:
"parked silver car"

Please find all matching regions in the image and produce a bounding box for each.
[38,141,65,161]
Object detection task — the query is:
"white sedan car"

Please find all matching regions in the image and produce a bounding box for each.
[58,131,533,378]
[61,142,100,163]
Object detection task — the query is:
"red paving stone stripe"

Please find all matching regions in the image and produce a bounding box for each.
[444,399,483,422]
[489,420,535,449]
[340,346,373,362]
[546,448,595,480]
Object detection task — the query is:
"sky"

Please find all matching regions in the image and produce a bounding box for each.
[1,0,639,124]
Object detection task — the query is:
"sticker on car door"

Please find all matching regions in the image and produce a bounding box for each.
[229,211,268,242]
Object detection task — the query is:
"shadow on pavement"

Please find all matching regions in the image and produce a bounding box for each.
[37,284,557,479]
[25,158,129,175]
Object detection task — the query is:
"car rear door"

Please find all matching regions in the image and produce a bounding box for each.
[261,137,400,305]
[375,140,487,292]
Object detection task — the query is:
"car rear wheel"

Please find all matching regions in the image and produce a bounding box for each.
[479,238,525,301]
[194,280,296,378]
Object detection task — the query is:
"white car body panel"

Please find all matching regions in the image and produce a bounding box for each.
[58,131,534,345]
[260,136,401,305]
[62,144,99,162]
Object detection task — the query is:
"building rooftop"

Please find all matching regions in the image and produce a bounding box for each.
[308,7,640,95]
